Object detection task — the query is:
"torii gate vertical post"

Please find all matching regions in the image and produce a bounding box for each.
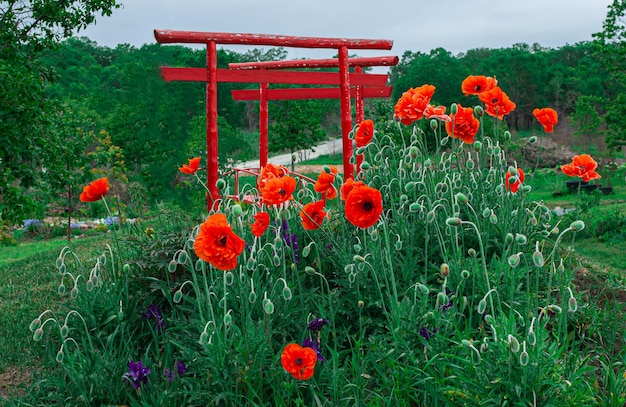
[338,46,353,179]
[259,72,269,168]
[354,65,365,174]
[207,41,219,209]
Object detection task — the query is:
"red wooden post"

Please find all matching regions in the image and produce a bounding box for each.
[259,70,269,168]
[206,41,219,209]
[355,66,365,175]
[338,46,353,179]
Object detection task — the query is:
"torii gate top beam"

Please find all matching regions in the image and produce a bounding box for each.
[154,30,394,50]
[228,56,399,70]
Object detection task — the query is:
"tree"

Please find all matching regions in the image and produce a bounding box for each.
[0,0,121,223]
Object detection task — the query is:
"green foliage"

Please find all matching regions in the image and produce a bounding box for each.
[269,99,331,156]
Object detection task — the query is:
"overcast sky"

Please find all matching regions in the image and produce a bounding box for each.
[80,0,613,66]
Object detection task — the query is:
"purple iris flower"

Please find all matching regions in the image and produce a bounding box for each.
[418,327,438,342]
[278,219,300,264]
[303,337,325,361]
[307,317,329,332]
[142,304,166,330]
[164,360,188,381]
[126,360,150,389]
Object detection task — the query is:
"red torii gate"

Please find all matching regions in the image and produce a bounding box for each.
[228,56,399,170]
[154,30,393,208]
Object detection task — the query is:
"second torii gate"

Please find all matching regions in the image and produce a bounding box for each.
[228,56,399,171]
[154,30,393,208]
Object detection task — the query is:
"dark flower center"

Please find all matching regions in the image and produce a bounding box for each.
[363,201,373,211]
[491,98,499,104]
[474,85,481,92]
[294,357,303,366]
[219,235,227,246]
[279,188,286,196]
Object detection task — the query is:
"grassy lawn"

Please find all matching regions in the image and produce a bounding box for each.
[0,234,110,394]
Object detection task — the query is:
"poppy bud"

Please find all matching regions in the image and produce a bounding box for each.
[508,335,520,353]
[477,299,487,314]
[548,304,562,314]
[70,287,78,299]
[505,233,514,245]
[199,331,210,345]
[568,296,578,312]
[436,292,448,307]
[33,328,44,342]
[519,350,529,366]
[466,159,475,170]
[557,259,565,273]
[246,257,256,270]
[360,161,371,170]
[527,329,536,346]
[570,220,585,232]
[248,291,257,303]
[410,146,419,158]
[322,165,332,173]
[60,324,69,339]
[529,136,537,144]
[216,178,227,190]
[504,131,512,141]
[353,243,362,252]
[58,284,66,296]
[416,283,429,295]
[508,253,521,268]
[482,208,491,218]
[473,141,482,152]
[474,105,484,117]
[430,119,438,130]
[225,271,235,286]
[353,255,366,263]
[461,269,470,279]
[263,298,275,315]
[450,103,458,115]
[168,260,177,273]
[56,350,65,363]
[305,266,316,275]
[395,239,403,251]
[532,244,544,268]
[480,342,489,353]
[522,185,532,193]
[291,154,297,162]
[440,263,450,277]
[282,286,292,301]
[455,193,469,205]
[358,300,365,309]
[489,213,498,224]
[515,234,527,245]
[173,290,183,303]
[29,318,41,332]
[508,166,518,176]
[232,204,243,217]
[468,248,477,257]
[356,147,367,155]
[446,217,462,227]
[440,136,449,146]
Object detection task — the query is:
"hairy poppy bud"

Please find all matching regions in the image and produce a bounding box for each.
[56,350,65,363]
[173,290,183,303]
[410,146,419,158]
[570,220,585,232]
[505,233,514,245]
[358,300,365,309]
[232,204,243,217]
[199,331,210,345]
[60,324,69,339]
[440,136,449,146]
[322,165,332,173]
[519,350,529,366]
[248,291,257,303]
[515,234,527,245]
[440,263,450,278]
[455,193,469,205]
[548,304,562,314]
[508,253,521,268]
[263,298,275,315]
[508,334,520,353]
[446,217,462,227]
[225,271,235,286]
[450,103,458,115]
[461,269,470,279]
[504,131,512,141]
[529,136,537,144]
[216,178,227,191]
[282,286,292,301]
[468,248,477,257]
[430,119,438,130]
[360,161,371,170]
[532,243,544,267]
[33,328,44,342]
[305,266,316,275]
[568,296,578,312]
[474,105,484,117]
[477,299,487,314]
[353,255,366,263]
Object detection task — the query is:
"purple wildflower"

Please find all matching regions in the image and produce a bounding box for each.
[307,317,329,332]
[176,359,188,377]
[164,367,174,381]
[418,327,438,342]
[303,337,325,361]
[125,360,150,389]
[278,219,300,264]
[142,304,166,330]
[441,289,454,311]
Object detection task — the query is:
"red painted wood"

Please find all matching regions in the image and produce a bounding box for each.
[160,67,388,86]
[259,78,269,168]
[154,30,393,50]
[338,46,353,180]
[355,67,364,175]
[207,41,219,207]
[231,86,392,101]
[228,56,399,70]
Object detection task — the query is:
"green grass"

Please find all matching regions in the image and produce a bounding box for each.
[0,235,109,373]
[299,152,342,166]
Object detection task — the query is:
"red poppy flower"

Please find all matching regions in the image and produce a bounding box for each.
[461,75,498,96]
[505,168,525,193]
[259,163,289,181]
[300,200,327,230]
[250,211,270,237]
[561,154,601,182]
[179,157,201,175]
[79,177,109,202]
[532,108,558,133]
[478,87,516,120]
[355,119,375,147]
[393,84,436,126]
[344,184,383,229]
[424,104,451,122]
[281,343,317,380]
[260,176,297,206]
[194,213,245,271]
[445,104,480,144]
[314,166,338,200]
[340,178,365,201]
